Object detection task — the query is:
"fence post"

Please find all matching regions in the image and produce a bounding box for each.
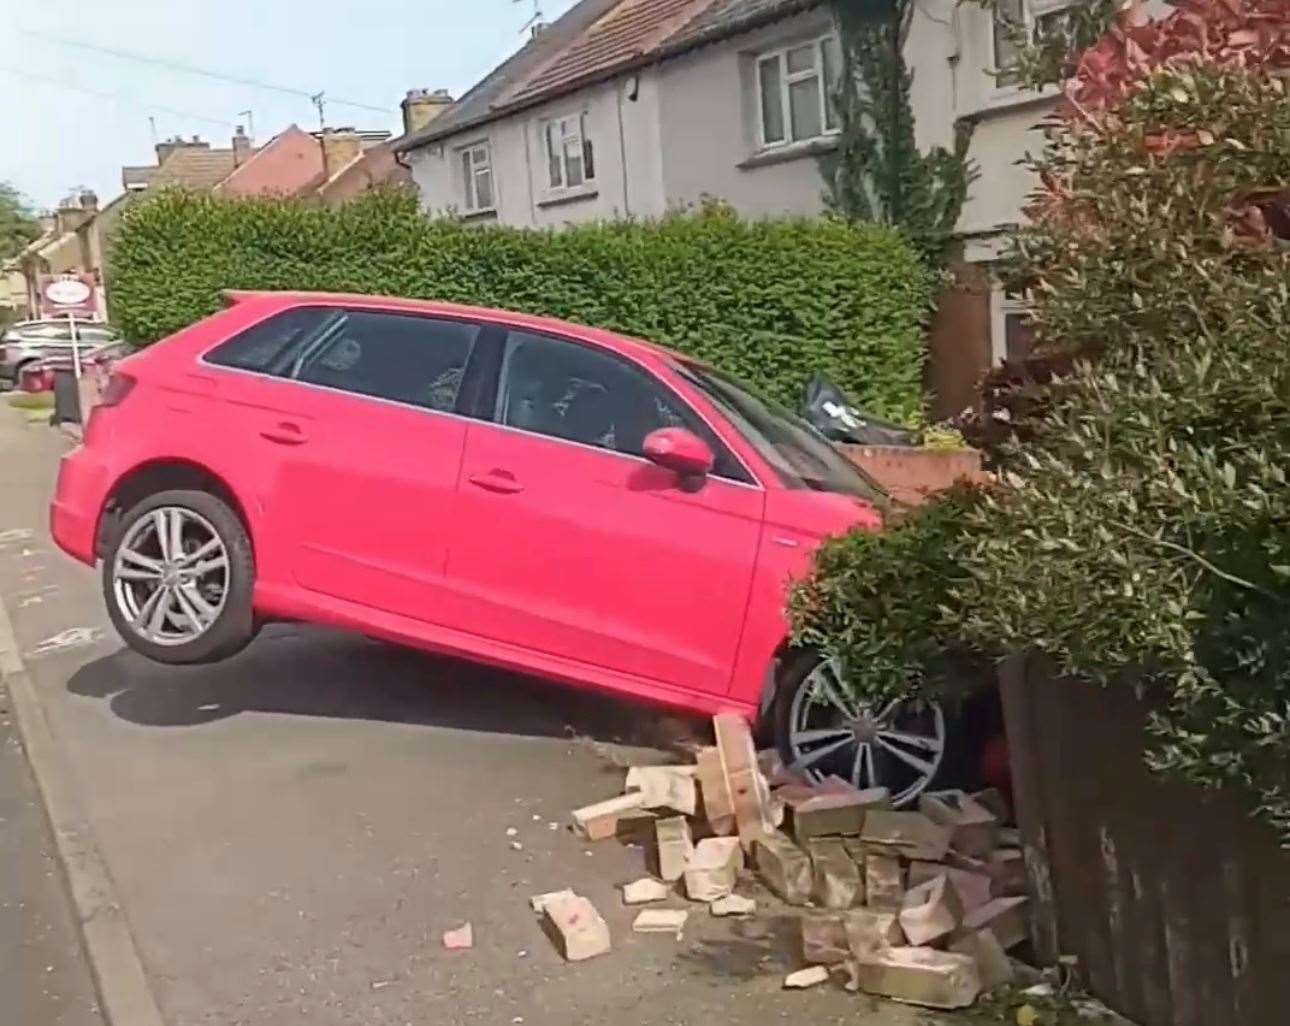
[998,653,1060,963]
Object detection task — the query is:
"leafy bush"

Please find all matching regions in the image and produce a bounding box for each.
[790,484,993,709]
[793,1,1290,838]
[108,190,935,420]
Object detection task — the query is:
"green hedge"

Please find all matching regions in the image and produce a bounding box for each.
[108,189,935,420]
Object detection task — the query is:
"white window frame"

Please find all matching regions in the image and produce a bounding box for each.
[990,282,1034,366]
[541,112,595,191]
[459,141,495,213]
[992,0,1074,92]
[755,32,842,149]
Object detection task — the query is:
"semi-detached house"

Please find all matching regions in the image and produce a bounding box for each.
[393,0,1082,417]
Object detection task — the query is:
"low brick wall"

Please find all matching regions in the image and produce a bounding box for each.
[842,445,987,507]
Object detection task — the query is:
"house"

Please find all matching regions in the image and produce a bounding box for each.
[8,193,111,320]
[393,0,1078,416]
[214,124,413,205]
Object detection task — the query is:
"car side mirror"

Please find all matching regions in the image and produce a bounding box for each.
[642,427,714,480]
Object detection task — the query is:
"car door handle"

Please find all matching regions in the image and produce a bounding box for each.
[468,469,524,494]
[260,421,308,445]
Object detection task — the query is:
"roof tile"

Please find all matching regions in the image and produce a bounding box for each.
[509,0,715,102]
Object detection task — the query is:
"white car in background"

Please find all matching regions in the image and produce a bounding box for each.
[1,320,121,386]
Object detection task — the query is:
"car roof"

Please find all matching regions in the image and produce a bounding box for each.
[222,290,686,367]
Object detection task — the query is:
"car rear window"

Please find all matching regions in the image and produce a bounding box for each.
[205,307,336,374]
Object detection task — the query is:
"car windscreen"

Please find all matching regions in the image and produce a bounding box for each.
[675,363,887,502]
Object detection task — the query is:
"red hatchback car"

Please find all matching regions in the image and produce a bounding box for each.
[51,292,950,803]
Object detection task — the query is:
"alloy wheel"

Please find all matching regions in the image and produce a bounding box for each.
[786,657,946,806]
[111,506,230,647]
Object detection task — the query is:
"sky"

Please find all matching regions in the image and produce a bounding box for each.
[1,0,579,211]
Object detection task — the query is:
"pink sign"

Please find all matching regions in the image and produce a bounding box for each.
[39,273,98,318]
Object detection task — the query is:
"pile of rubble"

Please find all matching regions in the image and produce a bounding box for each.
[541,713,1030,1010]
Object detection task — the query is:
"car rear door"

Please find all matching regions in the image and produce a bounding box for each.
[265,308,496,625]
[204,304,496,626]
[445,329,765,697]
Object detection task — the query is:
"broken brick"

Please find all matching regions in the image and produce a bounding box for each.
[844,909,904,957]
[542,893,611,961]
[988,848,1027,897]
[631,908,688,936]
[919,790,998,858]
[783,965,829,989]
[621,877,670,905]
[441,922,473,950]
[971,787,1012,825]
[529,889,576,915]
[625,765,698,816]
[808,838,863,909]
[949,927,1014,991]
[695,746,735,835]
[860,810,953,861]
[959,896,1030,950]
[710,893,756,917]
[683,836,744,902]
[863,853,906,911]
[655,816,694,883]
[783,779,887,842]
[852,947,982,1009]
[899,874,964,947]
[754,831,813,905]
[571,792,649,841]
[908,860,993,912]
[714,713,774,850]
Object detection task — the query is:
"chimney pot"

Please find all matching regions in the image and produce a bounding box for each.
[79,190,98,212]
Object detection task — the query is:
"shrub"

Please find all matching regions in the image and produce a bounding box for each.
[789,484,994,710]
[792,0,1290,838]
[108,190,935,420]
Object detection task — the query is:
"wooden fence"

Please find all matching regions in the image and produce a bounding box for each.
[998,658,1290,1026]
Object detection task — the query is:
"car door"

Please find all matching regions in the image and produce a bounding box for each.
[447,329,765,697]
[264,308,493,626]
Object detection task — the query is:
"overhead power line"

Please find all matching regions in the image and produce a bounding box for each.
[20,28,395,114]
[0,65,234,126]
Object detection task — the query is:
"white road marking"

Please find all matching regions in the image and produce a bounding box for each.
[26,627,105,659]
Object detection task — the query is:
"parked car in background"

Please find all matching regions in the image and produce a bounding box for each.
[50,291,958,804]
[2,319,121,386]
[18,341,130,394]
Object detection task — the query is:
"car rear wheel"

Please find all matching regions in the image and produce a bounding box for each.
[772,650,950,807]
[102,489,256,664]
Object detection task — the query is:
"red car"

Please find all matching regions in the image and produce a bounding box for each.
[51,292,949,803]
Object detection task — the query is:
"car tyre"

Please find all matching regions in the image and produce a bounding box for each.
[771,649,962,807]
[102,489,257,665]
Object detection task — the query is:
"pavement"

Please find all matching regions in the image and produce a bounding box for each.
[0,677,103,1026]
[0,400,927,1026]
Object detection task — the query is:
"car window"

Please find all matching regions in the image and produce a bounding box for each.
[676,363,886,502]
[21,323,73,341]
[295,310,479,413]
[75,326,119,343]
[206,307,336,373]
[494,330,752,483]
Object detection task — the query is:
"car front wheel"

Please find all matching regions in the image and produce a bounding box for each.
[771,651,950,807]
[102,489,256,664]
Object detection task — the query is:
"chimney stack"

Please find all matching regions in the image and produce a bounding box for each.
[320,128,362,177]
[155,135,211,166]
[79,190,99,213]
[401,88,453,135]
[55,196,94,234]
[232,125,253,166]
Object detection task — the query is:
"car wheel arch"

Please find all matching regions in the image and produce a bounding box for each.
[96,459,255,560]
